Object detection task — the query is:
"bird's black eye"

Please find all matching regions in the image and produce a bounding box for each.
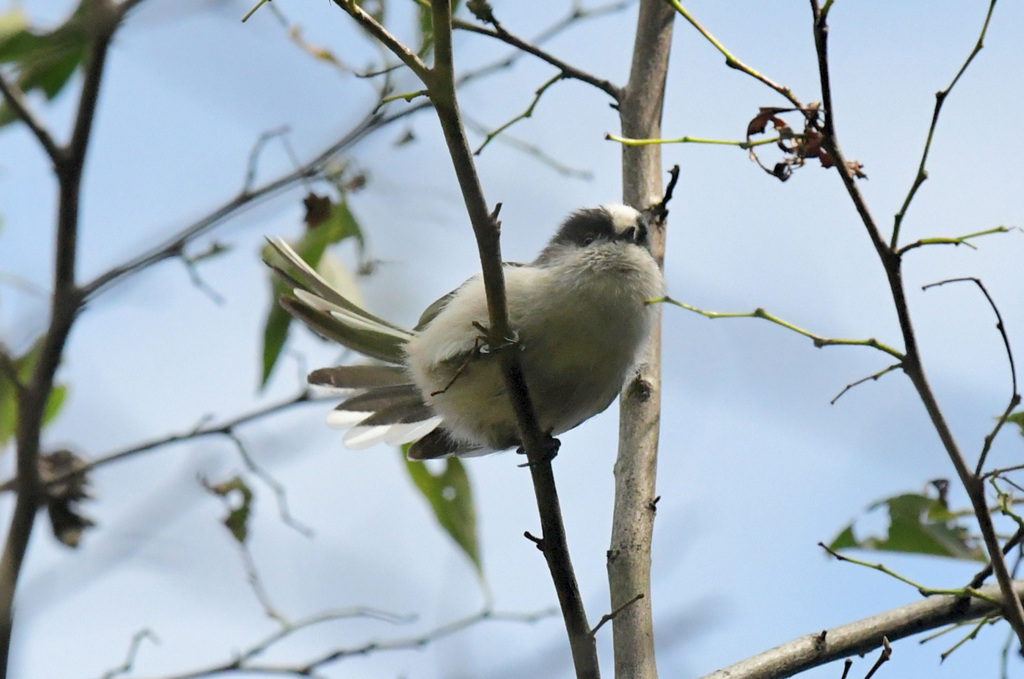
[581,236,595,246]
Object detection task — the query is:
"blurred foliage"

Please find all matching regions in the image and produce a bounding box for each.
[0,339,67,449]
[0,1,92,127]
[830,491,985,562]
[1008,410,1024,437]
[204,475,254,544]
[260,193,364,388]
[42,449,93,548]
[403,447,482,575]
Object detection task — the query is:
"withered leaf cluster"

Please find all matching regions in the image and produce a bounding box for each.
[745,104,866,182]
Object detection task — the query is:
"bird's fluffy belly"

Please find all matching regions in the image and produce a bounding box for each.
[406,253,661,451]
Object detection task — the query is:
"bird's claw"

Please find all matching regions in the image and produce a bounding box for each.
[516,434,560,466]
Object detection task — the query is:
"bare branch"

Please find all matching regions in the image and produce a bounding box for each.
[452,14,621,101]
[891,0,998,249]
[225,431,314,537]
[862,637,891,679]
[99,628,159,679]
[0,2,122,669]
[920,277,1019,475]
[664,0,802,107]
[968,525,1024,590]
[329,1,429,81]
[532,1,633,44]
[831,363,903,405]
[698,578,1024,679]
[79,109,386,300]
[0,390,321,495]
[474,72,566,155]
[326,3,597,675]
[238,539,288,625]
[243,126,295,194]
[464,115,594,179]
[589,592,644,638]
[429,2,603,674]
[808,0,1024,650]
[607,132,782,150]
[121,606,551,679]
[895,226,1020,256]
[608,3,674,677]
[819,542,997,604]
[659,296,905,360]
[0,73,62,163]
[937,616,991,662]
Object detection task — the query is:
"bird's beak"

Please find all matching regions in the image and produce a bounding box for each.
[616,226,638,243]
[618,218,650,248]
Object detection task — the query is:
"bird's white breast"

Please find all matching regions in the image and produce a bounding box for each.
[405,242,663,451]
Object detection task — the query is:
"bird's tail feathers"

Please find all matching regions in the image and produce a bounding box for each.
[266,239,482,458]
[266,237,413,364]
[309,365,412,389]
[307,366,443,450]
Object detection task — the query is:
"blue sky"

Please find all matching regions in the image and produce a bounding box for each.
[2,1,1023,678]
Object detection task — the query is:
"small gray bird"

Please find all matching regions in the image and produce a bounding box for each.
[268,204,664,460]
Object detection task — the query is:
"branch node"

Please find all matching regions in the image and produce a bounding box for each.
[523,530,544,551]
[589,592,644,638]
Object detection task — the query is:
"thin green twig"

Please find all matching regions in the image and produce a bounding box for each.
[830,363,903,405]
[663,0,802,107]
[891,0,998,249]
[896,226,1017,256]
[819,543,1000,605]
[606,133,780,149]
[656,296,905,360]
[464,115,593,179]
[919,618,979,644]
[475,72,565,155]
[940,615,992,661]
[378,89,429,107]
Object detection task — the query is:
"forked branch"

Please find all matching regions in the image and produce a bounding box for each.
[328,2,599,676]
[809,0,1024,650]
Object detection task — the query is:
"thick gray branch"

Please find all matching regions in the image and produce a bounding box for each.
[699,579,1024,679]
[608,2,674,678]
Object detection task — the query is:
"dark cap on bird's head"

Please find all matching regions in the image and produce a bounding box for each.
[535,204,649,265]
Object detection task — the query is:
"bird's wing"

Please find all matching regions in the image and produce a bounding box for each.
[414,288,459,331]
[407,427,486,460]
[308,365,412,389]
[266,237,413,365]
[413,261,529,332]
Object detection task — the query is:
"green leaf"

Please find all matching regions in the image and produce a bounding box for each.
[403,449,481,574]
[415,0,462,57]
[466,0,495,24]
[0,340,68,448]
[0,368,17,447]
[1008,410,1024,437]
[43,384,67,427]
[260,281,291,387]
[0,2,92,129]
[828,493,985,562]
[829,525,857,551]
[260,193,364,388]
[204,476,253,544]
[417,4,434,57]
[0,10,27,42]
[356,0,385,24]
